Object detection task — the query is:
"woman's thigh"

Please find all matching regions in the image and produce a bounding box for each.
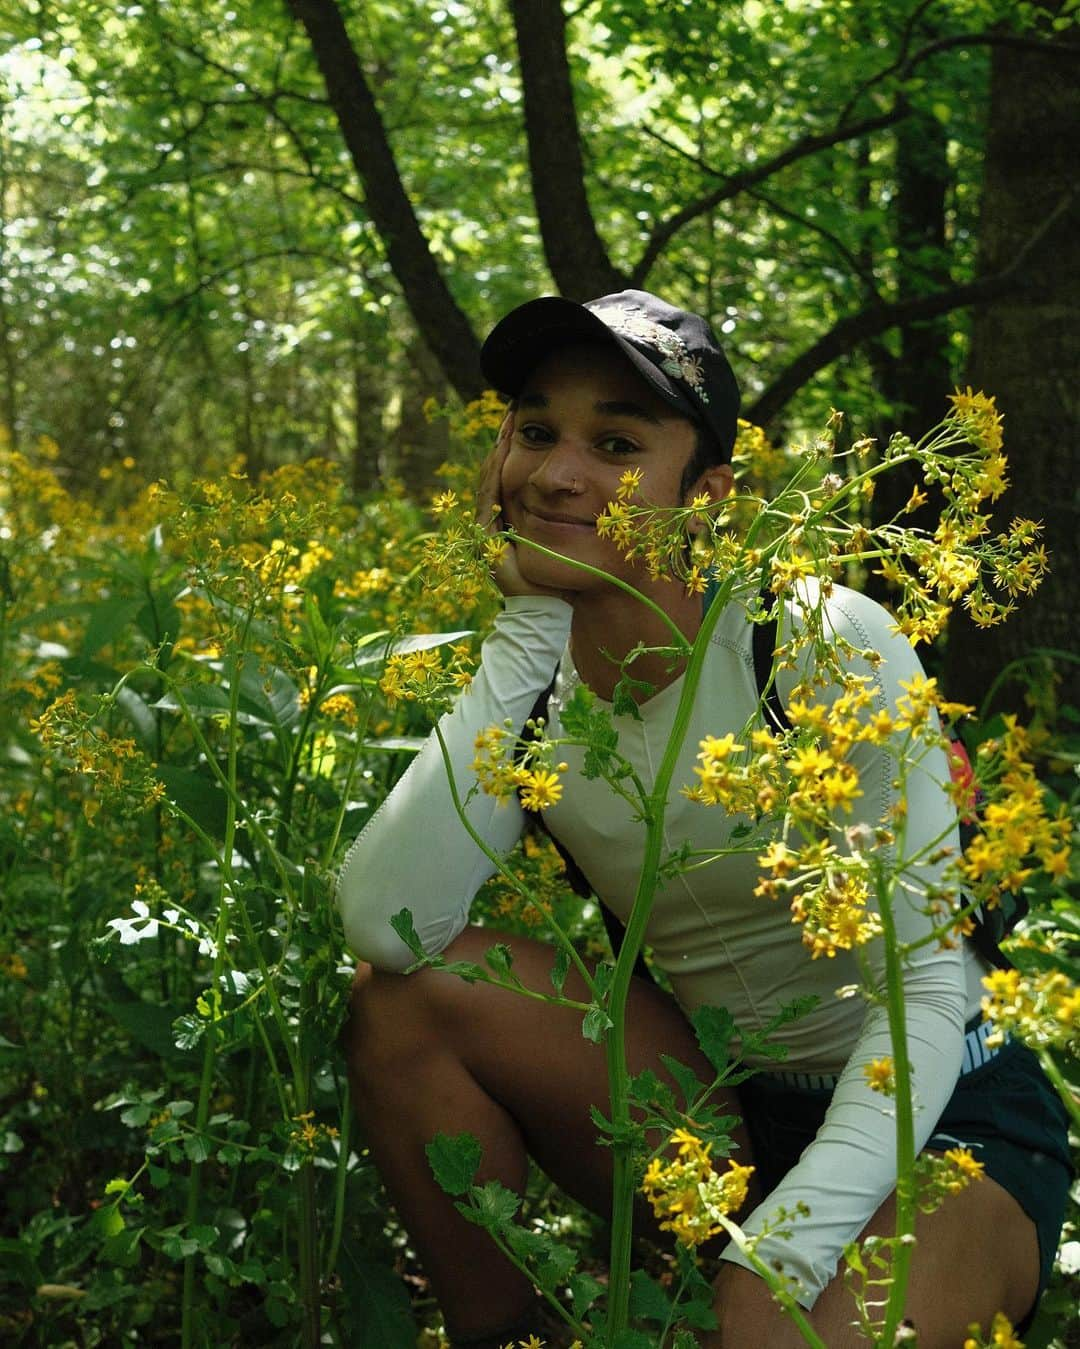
[370,924,749,1217]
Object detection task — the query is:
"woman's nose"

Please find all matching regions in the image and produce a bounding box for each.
[528,441,585,494]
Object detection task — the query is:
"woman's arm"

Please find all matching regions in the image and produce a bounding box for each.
[722,585,968,1305]
[336,596,573,969]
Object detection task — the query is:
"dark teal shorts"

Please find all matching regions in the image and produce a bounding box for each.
[738,1033,1073,1324]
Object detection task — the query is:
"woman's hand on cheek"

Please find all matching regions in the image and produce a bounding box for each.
[477,413,574,603]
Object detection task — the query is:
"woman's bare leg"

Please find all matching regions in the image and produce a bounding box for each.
[346,925,750,1342]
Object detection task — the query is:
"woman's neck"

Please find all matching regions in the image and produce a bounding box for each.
[568,585,703,703]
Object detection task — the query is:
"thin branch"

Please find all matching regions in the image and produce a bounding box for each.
[631,106,907,285]
[746,191,1076,427]
[838,28,1080,123]
[745,186,885,300]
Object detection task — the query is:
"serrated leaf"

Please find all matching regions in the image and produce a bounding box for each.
[172,1014,205,1051]
[629,1268,673,1323]
[581,1005,613,1043]
[659,1053,706,1106]
[483,942,515,980]
[691,1004,736,1076]
[468,1179,521,1227]
[425,1131,481,1196]
[389,908,424,958]
[336,1239,417,1349]
[569,1271,605,1317]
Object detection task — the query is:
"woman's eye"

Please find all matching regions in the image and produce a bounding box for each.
[598,435,639,456]
[517,423,552,447]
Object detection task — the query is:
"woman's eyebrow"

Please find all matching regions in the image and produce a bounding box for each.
[516,391,664,426]
[594,399,664,426]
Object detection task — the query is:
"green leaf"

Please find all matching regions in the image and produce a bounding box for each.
[549,945,570,995]
[94,1205,125,1240]
[336,1240,416,1349]
[441,959,486,983]
[81,595,144,658]
[691,1004,736,1076]
[659,1053,706,1105]
[425,1131,482,1196]
[466,1179,521,1227]
[569,1271,605,1317]
[483,942,516,981]
[154,765,229,840]
[629,1268,673,1323]
[581,1005,613,1043]
[172,1014,205,1052]
[389,908,424,958]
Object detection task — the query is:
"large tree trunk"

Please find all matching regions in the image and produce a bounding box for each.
[284,0,484,402]
[510,0,626,300]
[866,110,953,605]
[943,25,1080,713]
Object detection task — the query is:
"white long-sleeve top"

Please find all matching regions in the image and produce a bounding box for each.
[337,589,989,1305]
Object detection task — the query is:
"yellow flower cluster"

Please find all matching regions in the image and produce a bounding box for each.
[379,643,475,709]
[732,418,793,488]
[641,1128,754,1246]
[958,717,1072,903]
[789,870,882,959]
[288,1109,340,1155]
[863,1057,895,1095]
[30,690,165,822]
[981,966,1080,1052]
[469,724,566,811]
[915,1146,985,1214]
[963,1311,1024,1349]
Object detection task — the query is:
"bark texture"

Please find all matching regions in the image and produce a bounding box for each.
[943,25,1080,711]
[285,0,484,402]
[510,0,626,299]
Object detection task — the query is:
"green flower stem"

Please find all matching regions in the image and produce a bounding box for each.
[323,1082,353,1275]
[603,563,747,1337]
[181,642,245,1349]
[873,861,918,1345]
[1037,1049,1080,1131]
[715,1215,828,1349]
[508,530,693,652]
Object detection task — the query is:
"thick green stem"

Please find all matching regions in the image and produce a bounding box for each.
[874,865,918,1343]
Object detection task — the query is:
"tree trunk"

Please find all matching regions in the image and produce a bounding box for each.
[510,0,626,300]
[943,23,1080,713]
[866,110,953,605]
[284,0,484,402]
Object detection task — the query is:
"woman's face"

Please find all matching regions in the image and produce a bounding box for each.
[499,343,709,596]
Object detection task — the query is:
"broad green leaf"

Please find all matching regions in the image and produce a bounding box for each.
[337,1239,416,1349]
[425,1131,481,1196]
[691,1004,736,1076]
[629,1268,673,1323]
[81,595,143,658]
[549,945,571,995]
[659,1053,706,1106]
[569,1271,605,1317]
[467,1179,521,1227]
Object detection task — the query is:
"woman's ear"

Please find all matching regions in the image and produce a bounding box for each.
[684,464,735,531]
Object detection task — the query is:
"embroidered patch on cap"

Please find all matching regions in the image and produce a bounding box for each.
[588,300,710,404]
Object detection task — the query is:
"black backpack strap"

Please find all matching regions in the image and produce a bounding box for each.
[519,673,652,981]
[750,590,792,734]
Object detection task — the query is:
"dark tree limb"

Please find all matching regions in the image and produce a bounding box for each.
[509,0,626,298]
[746,190,1074,428]
[630,107,908,285]
[284,0,485,401]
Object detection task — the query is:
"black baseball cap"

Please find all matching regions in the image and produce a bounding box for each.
[480,289,741,462]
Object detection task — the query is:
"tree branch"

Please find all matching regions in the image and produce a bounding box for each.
[284,0,485,401]
[746,191,1075,427]
[509,0,625,298]
[630,106,908,285]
